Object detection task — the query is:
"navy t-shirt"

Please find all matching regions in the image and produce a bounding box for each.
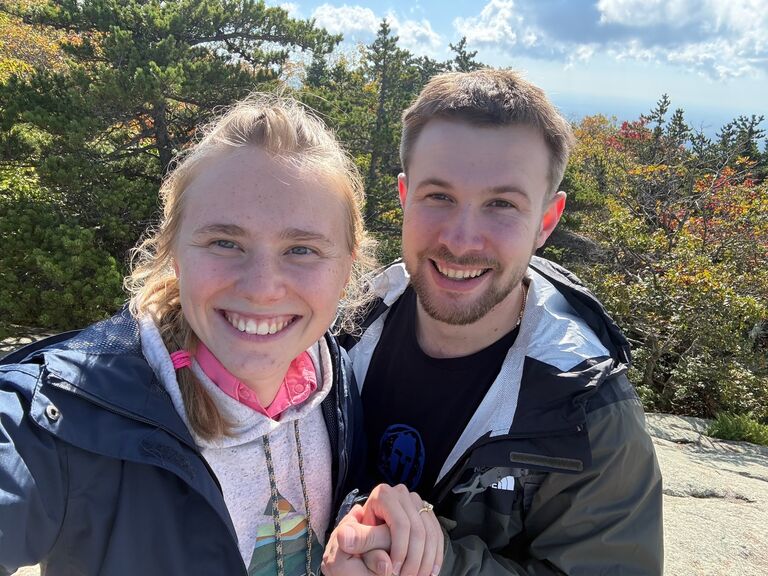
[361,287,519,500]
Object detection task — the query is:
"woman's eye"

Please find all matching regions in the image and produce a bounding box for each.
[288,246,317,256]
[212,239,238,250]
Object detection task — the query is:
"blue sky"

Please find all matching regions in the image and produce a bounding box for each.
[272,0,768,137]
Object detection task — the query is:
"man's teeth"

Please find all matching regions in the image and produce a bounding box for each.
[227,313,290,335]
[436,264,486,279]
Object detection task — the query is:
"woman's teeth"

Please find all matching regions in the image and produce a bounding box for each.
[225,313,292,335]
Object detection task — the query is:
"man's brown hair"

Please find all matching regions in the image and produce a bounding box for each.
[400,69,575,197]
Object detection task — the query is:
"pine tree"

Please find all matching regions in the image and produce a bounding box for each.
[449,37,482,72]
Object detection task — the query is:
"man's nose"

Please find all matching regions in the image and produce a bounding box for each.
[437,205,484,255]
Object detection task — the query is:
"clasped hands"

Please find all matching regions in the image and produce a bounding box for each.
[322,484,444,576]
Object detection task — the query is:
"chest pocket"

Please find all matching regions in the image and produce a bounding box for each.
[440,466,532,550]
[452,466,526,505]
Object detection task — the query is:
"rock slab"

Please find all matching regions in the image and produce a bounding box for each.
[646,413,768,575]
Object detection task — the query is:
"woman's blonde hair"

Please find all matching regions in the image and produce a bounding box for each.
[125,93,376,439]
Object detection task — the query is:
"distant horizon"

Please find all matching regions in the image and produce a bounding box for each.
[551,93,760,140]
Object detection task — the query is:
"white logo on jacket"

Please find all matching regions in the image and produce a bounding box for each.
[490,476,516,491]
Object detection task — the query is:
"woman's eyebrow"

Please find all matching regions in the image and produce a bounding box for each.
[280,227,334,246]
[193,223,248,237]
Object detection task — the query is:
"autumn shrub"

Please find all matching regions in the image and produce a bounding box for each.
[0,168,125,330]
[566,106,768,422]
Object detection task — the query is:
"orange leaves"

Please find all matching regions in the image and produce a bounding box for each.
[0,4,67,81]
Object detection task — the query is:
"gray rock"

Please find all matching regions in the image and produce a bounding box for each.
[647,413,768,575]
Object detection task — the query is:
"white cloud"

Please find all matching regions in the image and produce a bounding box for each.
[310,4,443,57]
[598,0,768,78]
[311,4,380,36]
[386,12,443,55]
[565,44,597,70]
[608,40,657,63]
[596,0,697,28]
[454,0,768,79]
[454,0,524,46]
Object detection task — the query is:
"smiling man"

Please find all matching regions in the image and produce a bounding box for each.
[339,70,663,575]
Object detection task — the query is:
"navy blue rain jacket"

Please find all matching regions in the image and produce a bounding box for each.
[0,309,363,575]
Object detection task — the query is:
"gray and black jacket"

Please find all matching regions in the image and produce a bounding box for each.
[343,257,663,575]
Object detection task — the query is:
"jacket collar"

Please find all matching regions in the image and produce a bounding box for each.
[38,310,197,449]
[353,257,630,364]
[349,258,630,486]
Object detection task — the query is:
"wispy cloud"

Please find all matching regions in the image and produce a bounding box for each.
[453,0,768,79]
[385,12,443,55]
[310,3,444,56]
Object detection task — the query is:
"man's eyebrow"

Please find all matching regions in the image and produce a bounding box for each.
[415,177,454,191]
[485,185,530,200]
[193,223,247,237]
[415,178,530,200]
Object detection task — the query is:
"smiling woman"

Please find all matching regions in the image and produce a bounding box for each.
[171,146,355,412]
[0,95,444,576]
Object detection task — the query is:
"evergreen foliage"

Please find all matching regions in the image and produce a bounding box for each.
[0,0,339,257]
[0,167,124,327]
[562,98,768,422]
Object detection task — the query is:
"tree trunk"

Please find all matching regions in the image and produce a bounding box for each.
[152,100,173,176]
[365,59,391,225]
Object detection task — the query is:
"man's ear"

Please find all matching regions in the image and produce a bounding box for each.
[535,191,566,249]
[397,173,408,208]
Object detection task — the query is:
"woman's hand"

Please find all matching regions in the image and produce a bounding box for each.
[322,504,393,576]
[321,484,444,576]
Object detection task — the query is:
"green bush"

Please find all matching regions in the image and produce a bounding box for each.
[0,171,125,330]
[707,413,768,446]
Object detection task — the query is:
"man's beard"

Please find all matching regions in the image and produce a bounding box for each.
[406,247,527,326]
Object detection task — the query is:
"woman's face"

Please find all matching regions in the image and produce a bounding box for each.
[172,146,353,398]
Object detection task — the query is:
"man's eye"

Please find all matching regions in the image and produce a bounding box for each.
[288,246,317,256]
[427,193,451,202]
[488,199,514,208]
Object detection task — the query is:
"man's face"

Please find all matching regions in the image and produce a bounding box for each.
[399,119,564,325]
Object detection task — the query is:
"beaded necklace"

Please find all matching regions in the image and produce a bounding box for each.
[262,420,313,576]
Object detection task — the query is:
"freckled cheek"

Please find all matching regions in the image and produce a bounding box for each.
[294,265,348,305]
